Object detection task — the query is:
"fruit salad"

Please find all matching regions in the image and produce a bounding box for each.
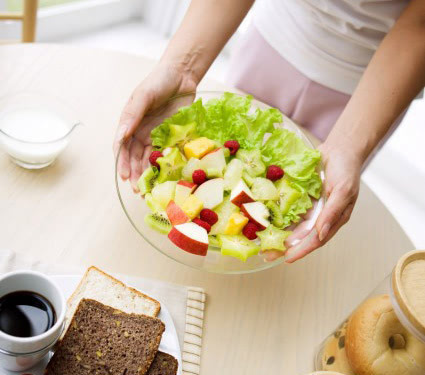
[137,93,322,262]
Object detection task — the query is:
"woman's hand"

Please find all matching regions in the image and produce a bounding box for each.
[114,63,197,191]
[264,142,362,263]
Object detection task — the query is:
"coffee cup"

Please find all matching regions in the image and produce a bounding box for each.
[0,270,66,371]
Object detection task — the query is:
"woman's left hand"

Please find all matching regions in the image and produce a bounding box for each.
[264,142,362,263]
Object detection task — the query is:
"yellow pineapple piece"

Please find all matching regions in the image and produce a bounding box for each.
[184,137,216,159]
[224,212,249,235]
[181,194,204,219]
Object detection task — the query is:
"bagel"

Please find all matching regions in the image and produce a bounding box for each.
[321,322,355,375]
[346,294,425,375]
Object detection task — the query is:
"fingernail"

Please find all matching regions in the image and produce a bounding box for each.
[319,223,330,241]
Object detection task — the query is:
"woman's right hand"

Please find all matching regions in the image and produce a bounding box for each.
[114,62,198,192]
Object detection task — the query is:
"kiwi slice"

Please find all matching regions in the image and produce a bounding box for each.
[144,212,172,234]
[208,235,221,249]
[266,201,284,228]
[164,122,198,149]
[137,167,158,195]
[156,148,186,183]
[236,149,266,177]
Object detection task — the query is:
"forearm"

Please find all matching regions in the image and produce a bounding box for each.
[324,0,425,163]
[160,0,254,84]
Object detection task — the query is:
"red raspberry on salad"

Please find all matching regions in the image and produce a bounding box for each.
[192,169,207,185]
[224,140,240,155]
[266,165,284,181]
[149,150,163,169]
[193,218,211,233]
[242,222,260,240]
[200,208,218,226]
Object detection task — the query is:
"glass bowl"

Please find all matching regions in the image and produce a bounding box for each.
[115,91,325,274]
[0,92,80,169]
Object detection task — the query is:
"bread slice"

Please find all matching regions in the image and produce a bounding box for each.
[64,266,160,335]
[46,299,165,375]
[147,352,178,375]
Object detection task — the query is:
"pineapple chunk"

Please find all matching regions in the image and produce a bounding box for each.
[224,212,249,235]
[181,194,204,219]
[184,137,216,159]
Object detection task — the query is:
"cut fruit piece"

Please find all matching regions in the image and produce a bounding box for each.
[137,167,158,195]
[224,212,249,235]
[208,235,220,249]
[144,212,172,234]
[223,158,244,191]
[193,178,224,209]
[168,222,209,256]
[218,234,260,262]
[266,201,284,228]
[164,122,198,149]
[145,193,163,213]
[162,147,173,156]
[200,148,226,175]
[241,202,270,230]
[257,225,291,251]
[151,181,177,209]
[275,178,302,215]
[166,200,190,225]
[182,157,201,182]
[184,137,216,159]
[251,177,279,201]
[206,168,223,178]
[175,180,197,206]
[181,194,204,220]
[235,149,266,177]
[230,180,254,207]
[242,171,254,188]
[210,196,239,235]
[156,148,186,183]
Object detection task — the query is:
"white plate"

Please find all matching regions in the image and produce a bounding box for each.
[5,274,182,375]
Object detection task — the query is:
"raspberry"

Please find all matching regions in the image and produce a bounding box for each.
[266,165,284,181]
[224,140,240,155]
[242,222,260,240]
[149,150,163,169]
[200,209,218,226]
[192,169,207,185]
[193,218,211,233]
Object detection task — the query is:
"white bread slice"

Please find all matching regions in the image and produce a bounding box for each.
[64,266,160,335]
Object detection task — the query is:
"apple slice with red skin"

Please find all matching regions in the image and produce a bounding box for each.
[168,222,209,256]
[241,201,270,230]
[166,200,190,225]
[230,180,255,207]
[175,180,197,206]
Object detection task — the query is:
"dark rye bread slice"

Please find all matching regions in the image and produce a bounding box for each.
[45,299,165,375]
[147,352,178,375]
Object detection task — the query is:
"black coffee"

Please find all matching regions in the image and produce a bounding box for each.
[0,291,56,338]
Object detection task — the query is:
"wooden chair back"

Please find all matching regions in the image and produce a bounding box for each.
[0,0,38,43]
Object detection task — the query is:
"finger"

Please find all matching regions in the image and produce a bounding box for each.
[129,139,146,192]
[114,90,153,154]
[142,145,153,171]
[285,203,354,263]
[117,139,131,180]
[315,186,355,241]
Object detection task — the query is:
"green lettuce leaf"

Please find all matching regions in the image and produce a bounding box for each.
[261,129,321,181]
[150,99,206,148]
[282,191,313,228]
[288,172,322,199]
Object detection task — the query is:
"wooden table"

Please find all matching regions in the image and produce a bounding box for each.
[0,44,414,375]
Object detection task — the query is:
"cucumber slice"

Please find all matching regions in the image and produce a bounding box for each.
[218,234,260,262]
[257,225,291,251]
